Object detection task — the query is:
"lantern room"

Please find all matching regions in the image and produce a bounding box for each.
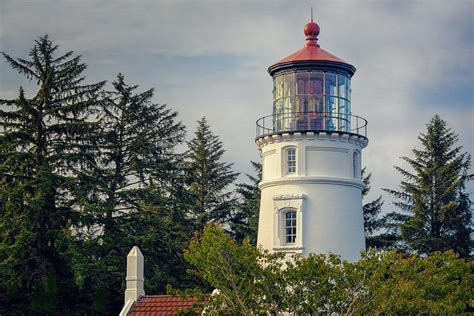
[256,18,366,139]
[270,70,351,132]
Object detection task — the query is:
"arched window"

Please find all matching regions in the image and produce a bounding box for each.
[272,194,305,253]
[285,210,297,244]
[286,147,296,174]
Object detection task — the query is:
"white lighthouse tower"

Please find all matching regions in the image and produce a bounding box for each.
[255,17,368,261]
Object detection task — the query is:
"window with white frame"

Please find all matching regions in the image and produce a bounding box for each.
[284,210,297,244]
[272,194,305,252]
[286,148,296,174]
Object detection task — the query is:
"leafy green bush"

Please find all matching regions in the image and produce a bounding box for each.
[184,226,473,315]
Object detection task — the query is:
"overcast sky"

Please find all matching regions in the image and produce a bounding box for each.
[1,0,473,211]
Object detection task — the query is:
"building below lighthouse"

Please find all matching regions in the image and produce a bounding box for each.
[255,17,368,262]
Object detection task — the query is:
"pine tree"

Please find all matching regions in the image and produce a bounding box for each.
[361,168,398,249]
[362,168,383,247]
[80,73,187,313]
[184,117,239,231]
[384,115,472,258]
[230,161,261,245]
[0,35,104,313]
[96,73,185,233]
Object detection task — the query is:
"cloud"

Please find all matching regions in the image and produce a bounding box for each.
[1,0,473,211]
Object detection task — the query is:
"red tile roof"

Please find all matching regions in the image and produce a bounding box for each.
[129,295,203,316]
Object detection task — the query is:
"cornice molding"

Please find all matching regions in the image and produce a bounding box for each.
[256,131,368,149]
[260,176,365,190]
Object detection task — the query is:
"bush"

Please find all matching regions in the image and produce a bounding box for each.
[184,226,473,314]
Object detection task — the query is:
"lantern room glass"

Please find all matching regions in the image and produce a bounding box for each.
[272,71,351,133]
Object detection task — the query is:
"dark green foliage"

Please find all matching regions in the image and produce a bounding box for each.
[230,161,261,245]
[184,117,239,231]
[0,35,104,314]
[76,74,190,314]
[92,72,186,240]
[362,168,383,247]
[384,115,472,258]
[361,168,397,249]
[0,37,196,314]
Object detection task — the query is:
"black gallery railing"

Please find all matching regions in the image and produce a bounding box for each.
[256,111,368,138]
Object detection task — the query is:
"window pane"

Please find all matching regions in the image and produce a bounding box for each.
[346,77,351,101]
[338,74,347,99]
[284,210,297,244]
[273,98,283,131]
[339,99,347,132]
[325,73,337,97]
[273,75,284,131]
[325,73,337,130]
[287,148,296,174]
[274,75,283,100]
[308,72,324,114]
[295,72,309,117]
[280,73,296,129]
[296,72,309,95]
[283,73,296,98]
[296,94,308,113]
[310,72,324,95]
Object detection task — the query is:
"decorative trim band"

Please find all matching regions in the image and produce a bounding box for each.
[260,176,365,190]
[273,193,307,201]
[256,131,368,149]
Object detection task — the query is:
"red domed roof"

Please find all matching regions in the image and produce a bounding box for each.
[273,45,349,65]
[270,18,353,68]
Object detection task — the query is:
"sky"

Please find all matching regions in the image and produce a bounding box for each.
[0,0,473,211]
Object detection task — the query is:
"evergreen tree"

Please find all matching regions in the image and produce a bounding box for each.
[362,168,383,247]
[95,73,185,235]
[384,115,472,258]
[184,117,239,231]
[0,35,104,313]
[230,161,261,245]
[79,73,187,313]
[361,168,396,249]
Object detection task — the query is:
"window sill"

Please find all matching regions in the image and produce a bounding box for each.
[273,245,304,252]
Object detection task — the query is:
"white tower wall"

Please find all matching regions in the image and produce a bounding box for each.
[256,132,368,261]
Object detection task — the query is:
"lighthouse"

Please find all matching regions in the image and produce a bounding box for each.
[255,17,368,261]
